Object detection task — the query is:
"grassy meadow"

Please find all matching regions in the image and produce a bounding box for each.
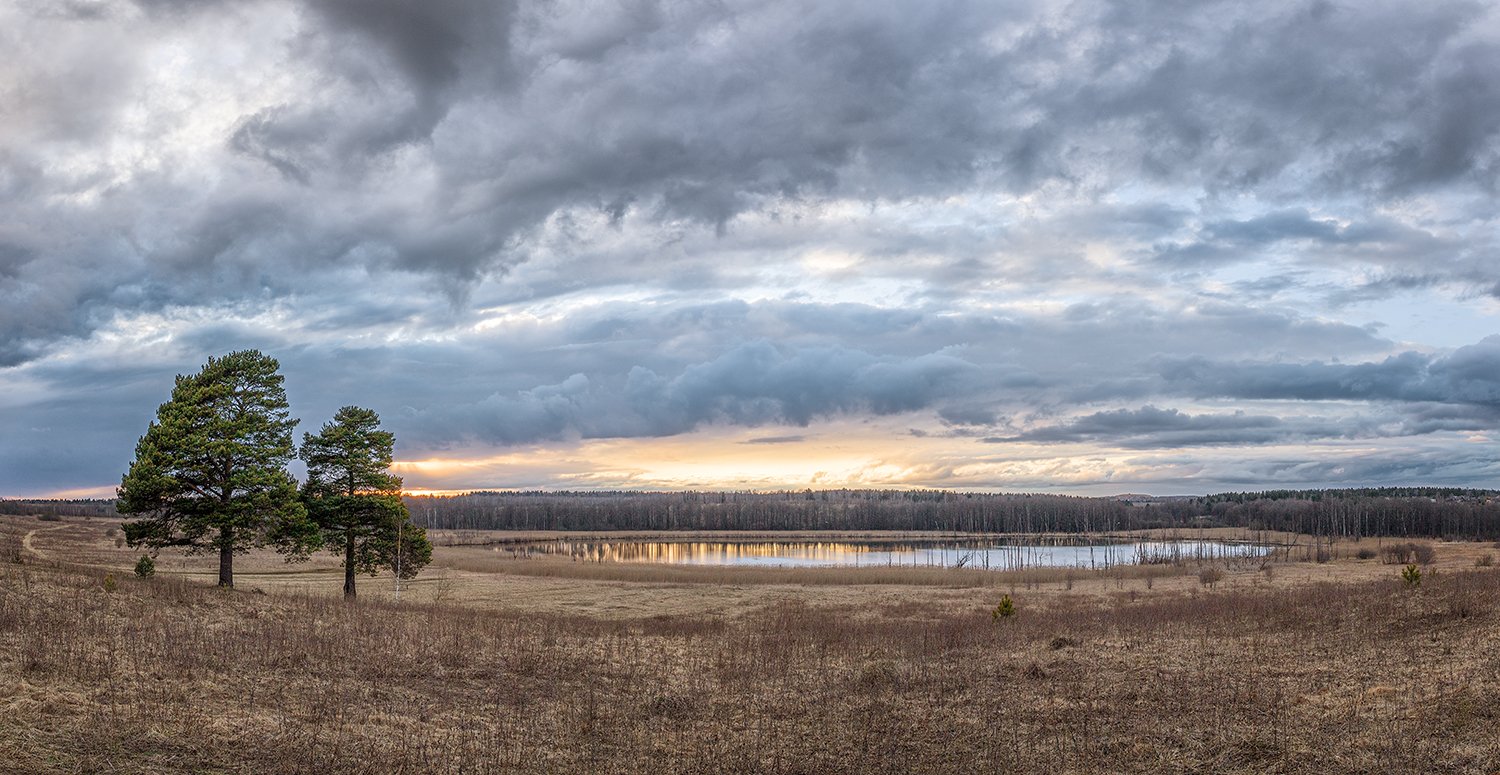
[3,514,1498,773]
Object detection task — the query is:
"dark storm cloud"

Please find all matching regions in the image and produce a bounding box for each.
[2,292,1496,493]
[981,405,1456,448]
[406,340,980,445]
[1159,336,1500,407]
[990,407,1291,447]
[5,0,1500,493]
[4,0,1500,360]
[1206,448,1500,488]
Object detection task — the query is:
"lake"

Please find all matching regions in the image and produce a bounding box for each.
[498,537,1273,570]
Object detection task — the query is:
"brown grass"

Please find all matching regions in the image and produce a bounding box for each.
[3,516,1499,773]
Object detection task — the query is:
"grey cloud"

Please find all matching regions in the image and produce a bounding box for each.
[742,435,806,445]
[406,341,980,445]
[990,406,1287,446]
[937,405,1000,427]
[3,293,1494,493]
[7,0,1500,494]
[4,0,1498,359]
[1159,336,1500,407]
[980,405,1437,448]
[1206,448,1500,489]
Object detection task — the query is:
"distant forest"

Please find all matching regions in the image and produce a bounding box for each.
[6,487,1499,540]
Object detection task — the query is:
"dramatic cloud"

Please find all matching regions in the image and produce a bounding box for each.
[2,0,1498,495]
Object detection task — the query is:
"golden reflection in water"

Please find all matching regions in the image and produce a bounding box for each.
[508,539,1271,570]
[561,541,899,566]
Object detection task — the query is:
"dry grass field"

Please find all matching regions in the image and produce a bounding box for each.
[3,514,1499,773]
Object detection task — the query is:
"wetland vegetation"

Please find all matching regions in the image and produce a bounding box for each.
[3,508,1499,773]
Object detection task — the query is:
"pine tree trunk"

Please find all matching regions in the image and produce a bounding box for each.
[343,534,356,599]
[218,527,234,587]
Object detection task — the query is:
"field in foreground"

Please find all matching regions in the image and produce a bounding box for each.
[3,515,1499,773]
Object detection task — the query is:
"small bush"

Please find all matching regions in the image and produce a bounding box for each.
[642,692,700,720]
[37,514,61,522]
[992,594,1016,620]
[1198,567,1224,588]
[1446,591,1484,620]
[134,555,156,578]
[1356,548,1377,560]
[855,662,900,692]
[1401,564,1421,589]
[1049,636,1080,650]
[1382,542,1437,565]
[102,573,118,593]
[1476,554,1495,568]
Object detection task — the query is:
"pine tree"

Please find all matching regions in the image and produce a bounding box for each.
[300,406,431,599]
[118,350,310,587]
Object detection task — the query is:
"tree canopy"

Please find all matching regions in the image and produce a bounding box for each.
[300,406,431,598]
[118,350,309,587]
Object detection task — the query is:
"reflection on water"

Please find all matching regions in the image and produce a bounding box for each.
[500,538,1271,570]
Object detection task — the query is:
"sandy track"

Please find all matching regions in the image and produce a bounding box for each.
[20,524,68,561]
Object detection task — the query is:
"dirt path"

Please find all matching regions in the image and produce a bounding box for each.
[20,524,68,562]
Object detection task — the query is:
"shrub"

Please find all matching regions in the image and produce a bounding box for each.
[1382,542,1437,565]
[1049,636,1079,650]
[992,594,1016,620]
[102,573,118,593]
[36,514,61,522]
[2,536,21,565]
[643,692,700,720]
[1198,567,1224,588]
[1356,548,1377,560]
[1476,554,1495,568]
[134,555,155,578]
[1401,564,1421,589]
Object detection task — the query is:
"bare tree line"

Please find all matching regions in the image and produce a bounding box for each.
[404,487,1500,539]
[7,486,1498,539]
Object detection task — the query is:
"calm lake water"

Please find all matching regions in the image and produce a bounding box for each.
[501,538,1272,570]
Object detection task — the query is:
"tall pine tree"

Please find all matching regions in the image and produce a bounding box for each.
[119,350,310,587]
[300,406,431,599]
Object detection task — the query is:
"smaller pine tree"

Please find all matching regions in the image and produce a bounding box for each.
[1401,563,1421,588]
[134,555,156,578]
[992,594,1016,620]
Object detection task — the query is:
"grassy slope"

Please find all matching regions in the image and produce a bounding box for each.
[2,515,1498,773]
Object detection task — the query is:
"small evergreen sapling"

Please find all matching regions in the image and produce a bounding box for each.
[1401,563,1422,588]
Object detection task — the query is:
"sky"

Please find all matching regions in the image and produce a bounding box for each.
[3,0,1500,498]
